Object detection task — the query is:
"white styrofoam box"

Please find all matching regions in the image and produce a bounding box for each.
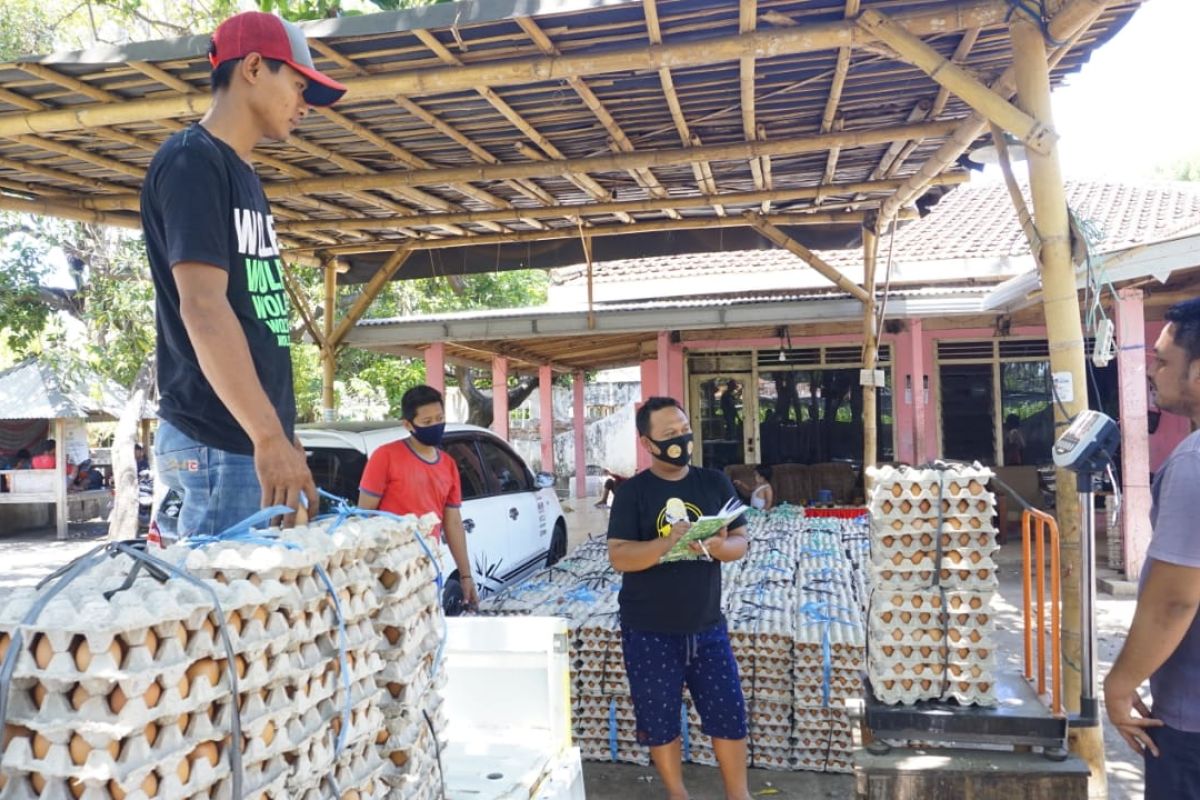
[443,616,571,757]
[532,747,585,800]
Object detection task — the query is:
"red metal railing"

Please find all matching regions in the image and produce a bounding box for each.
[1022,508,1063,715]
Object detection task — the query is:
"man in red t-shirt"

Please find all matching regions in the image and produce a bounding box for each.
[357,385,478,610]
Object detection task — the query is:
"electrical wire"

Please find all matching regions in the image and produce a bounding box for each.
[1003,0,1066,46]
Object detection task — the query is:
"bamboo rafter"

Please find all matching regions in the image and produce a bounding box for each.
[815,0,860,205]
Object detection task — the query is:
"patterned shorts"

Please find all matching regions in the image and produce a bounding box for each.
[621,622,748,747]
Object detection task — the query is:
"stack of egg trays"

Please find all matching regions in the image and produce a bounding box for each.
[326,513,444,800]
[175,519,389,798]
[0,554,299,799]
[867,464,999,707]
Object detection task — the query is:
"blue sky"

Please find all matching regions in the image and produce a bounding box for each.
[1052,0,1200,179]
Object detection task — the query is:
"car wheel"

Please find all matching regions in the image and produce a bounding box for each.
[442,576,465,616]
[546,520,568,567]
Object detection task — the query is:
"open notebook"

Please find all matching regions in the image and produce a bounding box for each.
[660,496,746,563]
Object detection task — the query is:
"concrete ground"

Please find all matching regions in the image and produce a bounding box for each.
[1,504,1146,800]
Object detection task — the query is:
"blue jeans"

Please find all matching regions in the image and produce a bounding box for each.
[1145,724,1200,799]
[154,419,261,538]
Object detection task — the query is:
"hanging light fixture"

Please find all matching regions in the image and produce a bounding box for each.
[968,131,1027,166]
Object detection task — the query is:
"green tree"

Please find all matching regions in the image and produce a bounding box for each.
[1155,152,1200,182]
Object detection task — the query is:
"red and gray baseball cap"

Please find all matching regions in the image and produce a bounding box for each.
[209,11,347,107]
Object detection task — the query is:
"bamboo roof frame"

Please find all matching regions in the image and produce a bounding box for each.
[0,0,1138,286]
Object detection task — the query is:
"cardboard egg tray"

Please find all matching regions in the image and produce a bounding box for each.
[0,515,449,798]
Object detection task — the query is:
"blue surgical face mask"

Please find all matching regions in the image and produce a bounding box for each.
[410,422,446,448]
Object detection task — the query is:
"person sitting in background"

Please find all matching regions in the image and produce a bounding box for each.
[13,449,32,469]
[71,460,106,491]
[595,468,629,508]
[734,464,775,511]
[1003,413,1026,466]
[135,443,150,473]
[31,440,56,469]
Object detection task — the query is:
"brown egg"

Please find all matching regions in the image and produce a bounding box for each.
[199,617,216,642]
[30,772,46,793]
[108,685,127,714]
[145,722,159,746]
[234,655,248,679]
[191,740,219,768]
[177,672,191,700]
[260,720,275,747]
[375,728,388,745]
[144,679,163,709]
[176,754,191,784]
[32,732,52,759]
[69,777,87,799]
[33,633,54,669]
[177,713,191,735]
[343,791,360,800]
[75,637,124,671]
[379,570,399,590]
[69,732,118,765]
[0,631,9,661]
[383,627,401,646]
[251,606,268,627]
[225,611,243,636]
[3,724,30,750]
[143,629,159,658]
[30,683,47,709]
[186,658,220,689]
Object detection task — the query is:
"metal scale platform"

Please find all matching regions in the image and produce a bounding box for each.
[862,669,1068,756]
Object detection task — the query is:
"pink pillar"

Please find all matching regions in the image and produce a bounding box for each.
[491,356,509,439]
[668,343,685,404]
[910,319,929,464]
[1116,289,1153,578]
[657,331,671,400]
[892,332,916,464]
[425,342,445,394]
[573,371,587,499]
[539,364,554,475]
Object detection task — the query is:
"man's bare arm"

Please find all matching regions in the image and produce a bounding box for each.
[608,522,686,573]
[174,262,316,524]
[1107,559,1200,692]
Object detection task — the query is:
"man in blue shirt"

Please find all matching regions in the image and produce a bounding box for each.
[1105,298,1200,798]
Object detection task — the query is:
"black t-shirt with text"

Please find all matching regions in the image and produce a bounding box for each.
[607,466,747,634]
[141,124,295,455]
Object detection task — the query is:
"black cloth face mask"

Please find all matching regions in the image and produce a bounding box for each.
[410,422,445,447]
[649,432,694,467]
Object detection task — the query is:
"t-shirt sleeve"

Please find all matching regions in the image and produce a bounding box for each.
[607,479,642,542]
[154,144,232,271]
[717,472,749,531]
[445,458,463,509]
[358,448,390,498]
[1148,452,1200,568]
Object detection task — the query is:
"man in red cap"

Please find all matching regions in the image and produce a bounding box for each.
[142,12,346,537]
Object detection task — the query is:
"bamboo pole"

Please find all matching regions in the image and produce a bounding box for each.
[289,208,918,256]
[330,249,412,347]
[862,219,880,476]
[0,193,141,228]
[857,9,1055,155]
[273,174,967,233]
[1011,13,1107,797]
[744,214,872,302]
[281,265,326,350]
[0,0,1012,138]
[875,0,1108,232]
[322,260,338,423]
[262,120,958,199]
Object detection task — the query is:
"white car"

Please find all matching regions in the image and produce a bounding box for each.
[297,422,568,614]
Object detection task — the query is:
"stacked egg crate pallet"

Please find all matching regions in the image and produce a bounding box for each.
[866,465,999,707]
[480,509,871,774]
[0,515,445,800]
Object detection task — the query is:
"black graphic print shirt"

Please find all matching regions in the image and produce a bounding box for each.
[142,124,295,455]
[607,467,747,634]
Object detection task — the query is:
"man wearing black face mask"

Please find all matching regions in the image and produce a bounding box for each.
[358,384,478,608]
[607,396,752,800]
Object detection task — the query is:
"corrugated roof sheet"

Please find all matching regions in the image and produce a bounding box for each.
[0,359,132,421]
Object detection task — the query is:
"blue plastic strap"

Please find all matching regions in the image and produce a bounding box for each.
[608,698,618,762]
[799,600,857,708]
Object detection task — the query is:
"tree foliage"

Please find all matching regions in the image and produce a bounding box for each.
[1155,152,1200,182]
